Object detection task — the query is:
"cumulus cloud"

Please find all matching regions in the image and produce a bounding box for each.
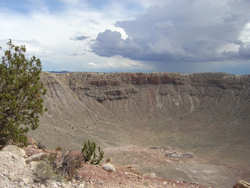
[91,0,250,65]
[1,0,250,73]
[87,55,152,72]
[0,2,141,72]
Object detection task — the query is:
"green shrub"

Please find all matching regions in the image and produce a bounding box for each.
[43,151,83,181]
[0,40,46,148]
[33,153,64,183]
[34,161,61,183]
[81,140,104,165]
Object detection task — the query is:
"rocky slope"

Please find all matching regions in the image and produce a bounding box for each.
[29,72,250,187]
[0,144,208,188]
[0,145,85,188]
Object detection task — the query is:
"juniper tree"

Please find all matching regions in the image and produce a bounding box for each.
[0,40,46,147]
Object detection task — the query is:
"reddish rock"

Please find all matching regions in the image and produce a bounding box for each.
[234,180,250,188]
[24,145,43,157]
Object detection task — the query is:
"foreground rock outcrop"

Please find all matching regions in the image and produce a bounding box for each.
[0,145,85,188]
[0,144,209,188]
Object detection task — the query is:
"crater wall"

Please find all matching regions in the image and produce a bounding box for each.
[31,72,250,165]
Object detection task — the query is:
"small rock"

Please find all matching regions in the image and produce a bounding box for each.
[149,146,161,150]
[234,180,250,188]
[78,183,85,188]
[2,145,26,157]
[165,151,193,159]
[25,153,49,163]
[37,142,47,150]
[25,145,43,157]
[102,163,116,172]
[23,177,32,184]
[30,161,40,171]
[182,153,194,158]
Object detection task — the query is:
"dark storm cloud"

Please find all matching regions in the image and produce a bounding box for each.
[91,0,250,64]
[239,44,250,58]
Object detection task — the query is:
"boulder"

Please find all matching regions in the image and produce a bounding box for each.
[102,163,116,172]
[25,152,49,163]
[0,150,33,187]
[2,145,26,157]
[0,146,86,188]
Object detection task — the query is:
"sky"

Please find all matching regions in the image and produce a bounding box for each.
[0,0,250,74]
